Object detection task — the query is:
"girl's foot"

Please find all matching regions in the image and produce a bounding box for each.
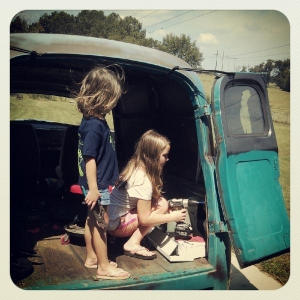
[97,267,130,280]
[123,244,157,260]
[84,260,117,268]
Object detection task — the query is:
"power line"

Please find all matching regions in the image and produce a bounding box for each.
[151,10,217,33]
[137,10,159,21]
[235,44,290,56]
[234,52,290,60]
[131,11,143,17]
[144,10,193,29]
[205,52,289,61]
[161,10,217,30]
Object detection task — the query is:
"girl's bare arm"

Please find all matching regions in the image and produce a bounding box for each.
[137,199,186,227]
[84,157,101,210]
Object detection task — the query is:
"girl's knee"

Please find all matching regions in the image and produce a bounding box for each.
[155,197,169,213]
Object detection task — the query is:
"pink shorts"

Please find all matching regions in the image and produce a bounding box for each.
[109,197,168,238]
[109,210,138,237]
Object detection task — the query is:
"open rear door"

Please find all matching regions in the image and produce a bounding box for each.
[211,72,290,268]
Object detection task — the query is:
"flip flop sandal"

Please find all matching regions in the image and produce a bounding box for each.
[96,268,131,280]
[92,203,107,230]
[124,246,157,260]
[84,261,118,268]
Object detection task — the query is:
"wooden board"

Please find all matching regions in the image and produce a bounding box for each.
[15,229,209,289]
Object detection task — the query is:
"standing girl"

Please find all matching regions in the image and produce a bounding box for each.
[76,65,130,279]
[108,130,186,259]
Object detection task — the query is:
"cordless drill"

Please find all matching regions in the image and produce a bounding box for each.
[168,198,201,238]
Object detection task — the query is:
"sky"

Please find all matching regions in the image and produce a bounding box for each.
[15,9,290,71]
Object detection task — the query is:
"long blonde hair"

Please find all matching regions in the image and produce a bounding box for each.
[116,130,170,199]
[76,65,124,117]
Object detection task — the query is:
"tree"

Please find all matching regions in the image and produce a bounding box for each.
[106,15,146,44]
[264,59,274,85]
[249,60,274,86]
[272,59,290,92]
[28,22,44,33]
[139,37,161,49]
[10,16,28,33]
[38,11,75,34]
[74,10,106,37]
[159,33,203,68]
[249,59,289,92]
[10,11,204,68]
[249,62,265,73]
[241,65,248,72]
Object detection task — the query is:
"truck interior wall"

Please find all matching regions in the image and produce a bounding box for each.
[113,76,207,239]
[114,77,200,181]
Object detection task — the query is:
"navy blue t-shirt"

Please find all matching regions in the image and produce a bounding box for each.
[78,117,119,190]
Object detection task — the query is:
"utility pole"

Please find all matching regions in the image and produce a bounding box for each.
[233,55,236,71]
[221,51,224,71]
[226,54,238,72]
[214,50,218,70]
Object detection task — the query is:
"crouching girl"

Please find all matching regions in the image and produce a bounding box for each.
[108,130,186,259]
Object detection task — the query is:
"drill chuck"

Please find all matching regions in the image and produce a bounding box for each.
[168,198,201,209]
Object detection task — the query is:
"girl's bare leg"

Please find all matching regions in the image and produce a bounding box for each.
[87,209,130,277]
[84,208,118,268]
[123,197,169,257]
[84,215,98,267]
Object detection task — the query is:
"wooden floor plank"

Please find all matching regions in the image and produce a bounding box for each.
[15,227,209,289]
[36,238,93,285]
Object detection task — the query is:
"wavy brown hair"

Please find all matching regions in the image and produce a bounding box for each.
[76,65,125,117]
[116,130,170,199]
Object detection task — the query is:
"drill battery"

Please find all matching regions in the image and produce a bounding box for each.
[168,198,200,238]
[175,223,193,237]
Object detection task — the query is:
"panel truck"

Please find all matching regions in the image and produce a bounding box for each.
[10,33,290,290]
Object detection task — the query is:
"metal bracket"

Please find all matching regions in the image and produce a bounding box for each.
[208,221,227,233]
[216,135,223,144]
[198,104,211,117]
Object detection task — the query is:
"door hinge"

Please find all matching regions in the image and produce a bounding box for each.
[216,135,223,144]
[208,221,227,233]
[198,104,211,117]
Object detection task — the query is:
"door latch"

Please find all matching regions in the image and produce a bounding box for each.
[273,157,280,179]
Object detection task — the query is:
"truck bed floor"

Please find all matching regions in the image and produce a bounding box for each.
[12,221,209,290]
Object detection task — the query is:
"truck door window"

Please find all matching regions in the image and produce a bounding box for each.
[224,86,265,135]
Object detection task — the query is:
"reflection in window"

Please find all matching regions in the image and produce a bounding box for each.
[224,86,265,135]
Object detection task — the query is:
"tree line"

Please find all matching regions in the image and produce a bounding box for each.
[242,59,290,92]
[10,10,290,91]
[10,11,203,68]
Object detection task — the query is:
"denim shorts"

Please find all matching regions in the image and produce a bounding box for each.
[85,188,111,206]
[98,188,110,205]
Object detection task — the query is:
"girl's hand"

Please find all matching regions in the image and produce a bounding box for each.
[85,190,101,210]
[170,209,186,222]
